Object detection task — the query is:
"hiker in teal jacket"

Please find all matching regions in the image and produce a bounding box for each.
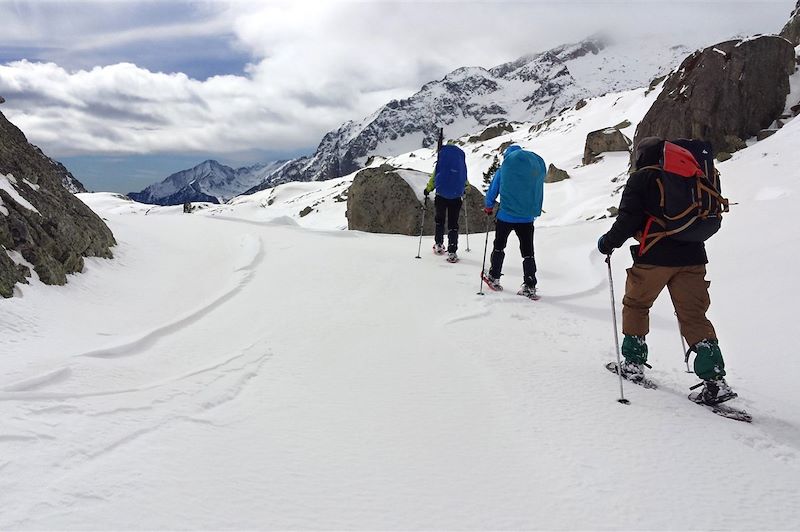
[482,145,546,297]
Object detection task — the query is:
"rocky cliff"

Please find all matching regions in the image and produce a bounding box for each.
[0,110,115,297]
[781,0,800,45]
[634,36,796,156]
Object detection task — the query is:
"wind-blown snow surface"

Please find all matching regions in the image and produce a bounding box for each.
[3,115,800,530]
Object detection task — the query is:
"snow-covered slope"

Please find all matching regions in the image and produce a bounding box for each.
[2,73,800,528]
[246,36,690,191]
[128,159,287,205]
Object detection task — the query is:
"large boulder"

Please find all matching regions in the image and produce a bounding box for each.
[634,36,796,156]
[0,109,116,297]
[545,163,571,183]
[346,165,485,236]
[781,1,800,46]
[582,127,632,165]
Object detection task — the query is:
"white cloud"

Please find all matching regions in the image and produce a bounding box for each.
[0,0,795,158]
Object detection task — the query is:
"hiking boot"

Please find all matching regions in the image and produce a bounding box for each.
[619,359,645,382]
[433,243,446,255]
[446,252,459,263]
[621,335,648,366]
[481,271,503,291]
[697,378,737,405]
[517,284,538,300]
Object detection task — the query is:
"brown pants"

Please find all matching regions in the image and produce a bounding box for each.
[622,264,717,346]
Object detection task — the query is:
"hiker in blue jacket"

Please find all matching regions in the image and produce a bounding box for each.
[424,144,468,263]
[482,145,546,298]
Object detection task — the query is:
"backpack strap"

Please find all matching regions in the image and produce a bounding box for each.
[638,215,700,255]
[697,181,730,213]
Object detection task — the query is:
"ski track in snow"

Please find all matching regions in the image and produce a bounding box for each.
[1,343,272,528]
[79,233,263,359]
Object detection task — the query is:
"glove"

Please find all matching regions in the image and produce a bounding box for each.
[597,235,614,255]
[484,207,493,215]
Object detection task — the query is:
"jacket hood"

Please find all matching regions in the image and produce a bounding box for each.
[504,145,523,158]
[634,137,664,170]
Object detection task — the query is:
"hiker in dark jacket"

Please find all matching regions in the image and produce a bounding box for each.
[425,144,468,263]
[597,137,735,405]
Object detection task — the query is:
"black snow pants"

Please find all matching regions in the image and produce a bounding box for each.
[489,219,537,288]
[434,196,463,253]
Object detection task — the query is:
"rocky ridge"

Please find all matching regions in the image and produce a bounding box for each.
[243,36,689,194]
[0,109,115,297]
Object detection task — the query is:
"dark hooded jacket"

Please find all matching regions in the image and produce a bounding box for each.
[603,138,708,266]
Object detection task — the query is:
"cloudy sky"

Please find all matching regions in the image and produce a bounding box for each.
[0,0,795,192]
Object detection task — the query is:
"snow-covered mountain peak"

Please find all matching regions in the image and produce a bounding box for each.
[129,158,287,205]
[245,35,689,193]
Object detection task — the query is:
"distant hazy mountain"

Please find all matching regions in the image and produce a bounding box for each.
[128,159,288,205]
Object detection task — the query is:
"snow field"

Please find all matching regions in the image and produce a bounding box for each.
[2,175,799,528]
[3,78,800,529]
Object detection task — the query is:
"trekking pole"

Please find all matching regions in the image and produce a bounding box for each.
[415,196,428,259]
[464,193,471,252]
[477,215,492,295]
[606,254,629,405]
[676,313,693,373]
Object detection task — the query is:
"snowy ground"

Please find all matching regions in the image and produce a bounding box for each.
[3,116,800,529]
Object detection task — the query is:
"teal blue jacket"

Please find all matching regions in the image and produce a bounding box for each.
[485,146,546,223]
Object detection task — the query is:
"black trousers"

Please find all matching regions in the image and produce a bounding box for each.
[489,219,537,287]
[434,196,462,252]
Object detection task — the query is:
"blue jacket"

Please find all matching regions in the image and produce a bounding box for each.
[485,145,546,223]
[428,145,467,199]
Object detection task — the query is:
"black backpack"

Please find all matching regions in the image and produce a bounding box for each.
[638,139,729,255]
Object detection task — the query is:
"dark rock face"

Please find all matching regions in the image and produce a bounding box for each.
[545,164,571,183]
[468,122,513,143]
[0,110,115,297]
[583,127,632,165]
[346,165,485,236]
[781,1,800,46]
[757,129,778,141]
[634,37,796,156]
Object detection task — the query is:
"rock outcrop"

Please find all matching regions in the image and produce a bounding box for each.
[346,165,485,236]
[545,164,571,183]
[583,127,632,165]
[468,122,514,143]
[781,1,800,46]
[634,36,796,156]
[0,109,116,297]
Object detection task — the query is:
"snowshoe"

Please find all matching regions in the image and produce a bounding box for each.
[481,271,502,291]
[446,252,459,263]
[605,361,657,389]
[517,284,540,301]
[433,243,446,255]
[688,381,751,423]
[689,378,737,406]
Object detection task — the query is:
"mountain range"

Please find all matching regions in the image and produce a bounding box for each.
[128,159,288,205]
[130,35,690,205]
